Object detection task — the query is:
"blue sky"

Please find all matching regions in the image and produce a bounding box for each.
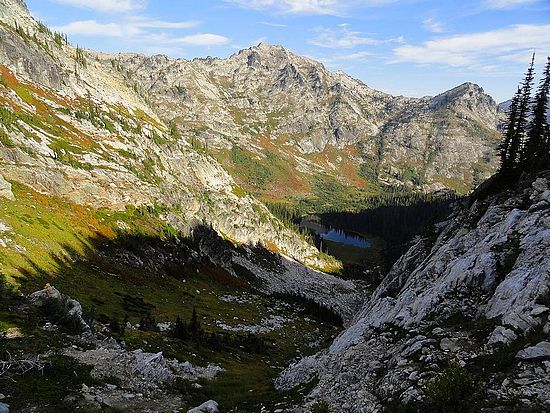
[25,0,550,102]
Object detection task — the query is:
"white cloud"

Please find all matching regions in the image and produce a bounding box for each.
[393,24,550,68]
[176,33,230,46]
[53,18,229,52]
[309,26,380,48]
[260,21,287,27]
[335,51,372,61]
[53,20,135,37]
[423,18,444,33]
[320,51,372,65]
[498,49,550,63]
[52,0,145,13]
[285,0,339,14]
[485,0,538,9]
[133,19,200,30]
[225,0,395,15]
[227,0,337,14]
[53,18,200,37]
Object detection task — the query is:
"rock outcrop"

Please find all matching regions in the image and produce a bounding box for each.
[0,176,14,200]
[0,0,332,269]
[28,284,89,331]
[100,43,502,195]
[61,330,223,412]
[277,175,550,411]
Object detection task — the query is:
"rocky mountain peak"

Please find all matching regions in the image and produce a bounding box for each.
[429,81,498,124]
[235,41,324,72]
[252,41,289,55]
[93,36,502,193]
[0,0,27,12]
[430,82,487,106]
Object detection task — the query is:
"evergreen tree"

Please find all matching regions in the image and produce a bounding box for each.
[138,314,159,332]
[500,54,536,172]
[190,307,202,339]
[524,56,550,170]
[512,53,536,168]
[172,316,188,340]
[109,312,123,335]
[499,87,521,171]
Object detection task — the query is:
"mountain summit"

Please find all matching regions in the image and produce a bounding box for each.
[96,42,502,197]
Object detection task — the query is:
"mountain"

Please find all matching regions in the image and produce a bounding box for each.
[0,0,334,270]
[98,44,502,200]
[498,99,512,113]
[277,174,550,411]
[0,2,361,409]
[1,1,548,412]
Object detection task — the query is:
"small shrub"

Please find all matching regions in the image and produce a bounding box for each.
[109,313,124,335]
[0,128,15,148]
[424,361,482,413]
[138,314,159,332]
[231,185,246,198]
[311,400,330,413]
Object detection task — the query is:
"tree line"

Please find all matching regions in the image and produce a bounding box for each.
[499,54,550,174]
[106,307,267,354]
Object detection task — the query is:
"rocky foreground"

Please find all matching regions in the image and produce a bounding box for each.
[276,175,550,412]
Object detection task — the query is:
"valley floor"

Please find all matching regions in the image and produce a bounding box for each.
[0,183,347,412]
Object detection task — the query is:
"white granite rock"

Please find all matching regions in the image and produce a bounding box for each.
[188,400,218,413]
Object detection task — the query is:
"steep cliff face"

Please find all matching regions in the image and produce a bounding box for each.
[100,43,502,196]
[277,175,550,411]
[0,0,336,270]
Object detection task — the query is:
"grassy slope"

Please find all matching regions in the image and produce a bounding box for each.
[0,183,339,412]
[206,106,497,210]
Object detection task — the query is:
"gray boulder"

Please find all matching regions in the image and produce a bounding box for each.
[0,402,9,413]
[187,400,218,413]
[487,326,517,346]
[516,341,550,361]
[133,351,173,383]
[28,284,62,305]
[28,284,88,331]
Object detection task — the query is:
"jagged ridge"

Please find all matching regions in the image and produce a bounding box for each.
[96,42,503,196]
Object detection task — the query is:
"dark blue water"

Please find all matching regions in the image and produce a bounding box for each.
[320,229,371,249]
